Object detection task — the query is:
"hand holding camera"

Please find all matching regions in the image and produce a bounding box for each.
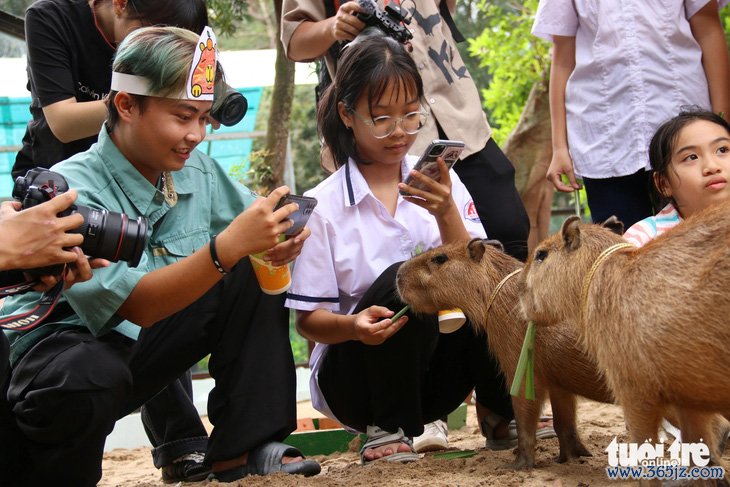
[0,190,84,272]
[32,247,109,293]
[0,189,110,296]
[331,0,412,46]
[13,168,149,276]
[354,0,412,44]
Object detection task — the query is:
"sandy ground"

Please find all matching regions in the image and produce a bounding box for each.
[100,399,639,487]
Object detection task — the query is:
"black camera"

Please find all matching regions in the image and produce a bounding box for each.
[211,82,248,127]
[355,0,412,44]
[13,168,149,271]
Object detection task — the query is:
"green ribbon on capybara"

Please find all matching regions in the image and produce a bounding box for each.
[510,320,536,400]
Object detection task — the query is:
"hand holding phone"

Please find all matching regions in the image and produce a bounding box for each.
[399,139,465,196]
[274,194,318,236]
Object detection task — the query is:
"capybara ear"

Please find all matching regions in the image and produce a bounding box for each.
[561,216,582,251]
[483,239,505,252]
[601,216,624,235]
[468,238,487,262]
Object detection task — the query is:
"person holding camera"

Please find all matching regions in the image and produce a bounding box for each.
[0,190,89,271]
[11,1,223,481]
[0,26,320,486]
[281,0,529,260]
[0,190,108,485]
[281,0,540,451]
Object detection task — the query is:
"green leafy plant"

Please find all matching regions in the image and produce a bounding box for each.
[468,0,550,145]
[289,310,309,365]
[228,148,273,194]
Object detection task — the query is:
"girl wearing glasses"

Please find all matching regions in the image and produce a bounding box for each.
[285,33,514,464]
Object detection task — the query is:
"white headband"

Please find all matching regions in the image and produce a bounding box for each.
[110,26,218,101]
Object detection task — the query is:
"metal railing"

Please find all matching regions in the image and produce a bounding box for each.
[0,130,266,155]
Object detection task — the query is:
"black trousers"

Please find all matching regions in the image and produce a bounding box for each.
[141,371,209,468]
[583,169,654,229]
[1,259,296,487]
[447,133,530,262]
[1,332,8,386]
[317,263,513,437]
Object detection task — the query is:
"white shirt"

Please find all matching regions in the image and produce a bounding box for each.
[532,0,727,179]
[285,155,485,424]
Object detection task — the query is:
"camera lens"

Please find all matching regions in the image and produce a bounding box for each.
[211,87,248,127]
[429,145,445,156]
[73,206,149,267]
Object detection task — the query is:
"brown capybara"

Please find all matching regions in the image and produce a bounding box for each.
[520,202,730,478]
[395,238,614,469]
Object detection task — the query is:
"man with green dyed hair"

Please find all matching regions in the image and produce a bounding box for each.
[0,26,320,486]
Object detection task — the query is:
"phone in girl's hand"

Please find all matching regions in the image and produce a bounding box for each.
[274,194,318,236]
[400,139,465,195]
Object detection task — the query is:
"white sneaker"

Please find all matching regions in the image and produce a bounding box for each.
[413,419,448,453]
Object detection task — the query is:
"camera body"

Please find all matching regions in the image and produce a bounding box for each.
[13,168,149,273]
[355,0,412,44]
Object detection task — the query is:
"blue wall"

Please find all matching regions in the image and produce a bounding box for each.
[0,95,32,198]
[198,86,264,175]
[0,86,264,198]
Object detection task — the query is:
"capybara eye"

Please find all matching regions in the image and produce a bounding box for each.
[431,254,448,265]
[535,249,548,262]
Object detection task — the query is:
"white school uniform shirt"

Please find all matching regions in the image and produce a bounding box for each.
[285,155,486,425]
[532,0,728,179]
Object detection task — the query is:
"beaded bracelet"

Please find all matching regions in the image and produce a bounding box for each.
[209,234,228,276]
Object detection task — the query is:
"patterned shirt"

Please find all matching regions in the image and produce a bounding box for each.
[623,203,682,247]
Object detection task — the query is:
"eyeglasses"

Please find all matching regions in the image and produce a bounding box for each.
[349,109,429,139]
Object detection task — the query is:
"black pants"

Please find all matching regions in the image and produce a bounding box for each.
[141,371,209,468]
[583,169,654,229]
[1,259,296,487]
[1,332,8,386]
[447,134,530,262]
[1,333,32,487]
[317,263,513,437]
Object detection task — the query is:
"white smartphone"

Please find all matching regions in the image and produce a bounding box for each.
[400,139,465,195]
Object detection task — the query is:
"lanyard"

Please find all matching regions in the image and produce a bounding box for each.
[0,278,66,332]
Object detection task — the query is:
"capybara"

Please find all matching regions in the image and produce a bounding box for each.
[396,238,615,468]
[520,203,730,478]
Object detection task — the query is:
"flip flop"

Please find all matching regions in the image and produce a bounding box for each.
[360,425,421,464]
[482,415,556,450]
[535,416,557,440]
[209,441,321,481]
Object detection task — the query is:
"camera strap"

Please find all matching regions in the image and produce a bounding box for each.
[0,278,38,298]
[438,0,464,43]
[0,279,65,332]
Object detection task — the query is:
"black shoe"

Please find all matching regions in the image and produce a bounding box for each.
[161,452,210,483]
